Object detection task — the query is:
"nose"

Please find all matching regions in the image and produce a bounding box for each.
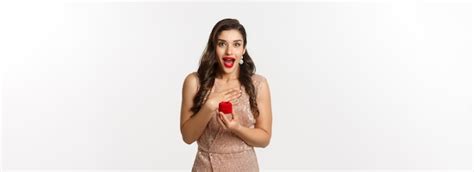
[225,46,232,55]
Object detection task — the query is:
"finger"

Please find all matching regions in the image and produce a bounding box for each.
[221,112,232,125]
[223,91,242,102]
[222,95,236,102]
[226,88,242,95]
[231,91,242,99]
[222,88,238,95]
[217,112,227,127]
[222,90,240,99]
[220,90,236,102]
[219,114,230,129]
[231,110,236,120]
[225,113,233,121]
[218,117,227,129]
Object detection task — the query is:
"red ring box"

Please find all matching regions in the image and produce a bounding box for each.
[218,101,233,114]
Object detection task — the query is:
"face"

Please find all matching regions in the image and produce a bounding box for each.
[215,29,246,74]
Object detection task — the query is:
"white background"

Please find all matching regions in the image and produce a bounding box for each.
[0,1,472,171]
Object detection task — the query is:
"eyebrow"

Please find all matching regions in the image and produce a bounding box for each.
[217,39,243,43]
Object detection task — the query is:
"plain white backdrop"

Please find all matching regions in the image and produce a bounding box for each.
[0,0,472,171]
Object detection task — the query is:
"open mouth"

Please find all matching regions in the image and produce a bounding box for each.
[222,56,236,68]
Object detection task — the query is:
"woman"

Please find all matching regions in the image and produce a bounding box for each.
[180,18,272,171]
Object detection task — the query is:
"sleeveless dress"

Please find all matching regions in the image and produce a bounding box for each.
[191,73,266,172]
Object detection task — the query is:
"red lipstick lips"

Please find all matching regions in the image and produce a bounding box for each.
[222,56,235,68]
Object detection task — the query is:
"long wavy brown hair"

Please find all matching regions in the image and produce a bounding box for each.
[191,18,259,118]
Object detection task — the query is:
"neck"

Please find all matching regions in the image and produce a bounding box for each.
[217,69,240,82]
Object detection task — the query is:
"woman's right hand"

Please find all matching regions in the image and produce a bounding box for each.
[203,87,242,111]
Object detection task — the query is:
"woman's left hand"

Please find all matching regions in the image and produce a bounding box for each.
[218,111,242,132]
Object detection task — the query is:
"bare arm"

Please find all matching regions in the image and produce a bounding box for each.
[180,73,215,144]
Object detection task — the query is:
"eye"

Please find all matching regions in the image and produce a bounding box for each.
[233,43,241,47]
[218,42,227,48]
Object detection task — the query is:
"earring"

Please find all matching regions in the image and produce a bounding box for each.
[239,57,244,65]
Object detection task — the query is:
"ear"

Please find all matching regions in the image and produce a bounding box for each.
[243,48,246,55]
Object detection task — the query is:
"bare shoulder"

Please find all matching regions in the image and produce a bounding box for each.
[183,72,199,92]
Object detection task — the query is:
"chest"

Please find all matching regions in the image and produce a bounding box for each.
[213,79,242,92]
